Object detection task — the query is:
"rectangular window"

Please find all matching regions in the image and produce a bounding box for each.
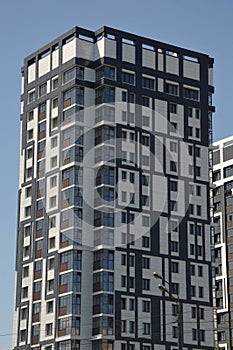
[142,77,155,90]
[170,180,178,192]
[142,300,150,312]
[184,87,199,101]
[122,71,135,85]
[39,83,47,97]
[169,103,177,114]
[165,82,179,96]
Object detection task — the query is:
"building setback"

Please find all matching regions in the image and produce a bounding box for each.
[12,26,215,350]
[212,136,233,349]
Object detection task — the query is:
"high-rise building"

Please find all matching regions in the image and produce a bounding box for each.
[12,26,215,350]
[212,135,233,349]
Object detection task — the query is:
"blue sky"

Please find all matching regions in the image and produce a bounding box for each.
[0,0,232,348]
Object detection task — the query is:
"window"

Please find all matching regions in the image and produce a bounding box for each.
[129,277,134,289]
[171,262,179,273]
[96,65,115,81]
[50,175,57,188]
[170,161,177,172]
[47,301,54,313]
[184,87,199,101]
[46,323,53,336]
[39,83,47,97]
[142,300,150,312]
[172,326,178,338]
[121,212,127,223]
[25,186,32,198]
[170,141,177,152]
[188,145,193,155]
[52,77,58,90]
[196,205,202,216]
[121,298,126,309]
[170,180,178,192]
[191,307,196,318]
[171,241,178,253]
[50,156,57,168]
[26,147,33,159]
[20,307,28,320]
[121,254,126,266]
[20,329,26,342]
[128,321,134,334]
[50,196,57,208]
[199,308,204,319]
[199,286,204,298]
[142,77,155,90]
[196,147,201,157]
[142,278,150,290]
[200,330,205,342]
[129,255,135,267]
[48,258,55,270]
[142,323,150,335]
[170,200,177,212]
[198,265,203,277]
[172,304,178,316]
[22,287,28,299]
[171,122,177,133]
[165,82,178,96]
[49,216,56,229]
[122,71,135,85]
[22,266,29,278]
[129,299,134,311]
[142,115,150,127]
[142,195,149,206]
[192,329,197,341]
[27,129,33,140]
[188,126,193,137]
[28,90,35,103]
[142,257,150,269]
[142,96,150,107]
[25,206,31,217]
[197,245,203,256]
[28,110,34,121]
[191,285,196,297]
[190,244,194,255]
[122,91,127,102]
[169,103,177,114]
[142,215,150,227]
[172,283,179,295]
[63,66,84,84]
[142,236,150,248]
[47,279,54,293]
[190,265,196,277]
[51,136,58,148]
[52,97,58,109]
[121,276,126,287]
[196,185,201,196]
[130,172,135,183]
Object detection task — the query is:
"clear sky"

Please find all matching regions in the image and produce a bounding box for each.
[0,0,232,348]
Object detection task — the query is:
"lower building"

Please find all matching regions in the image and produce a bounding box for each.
[213,135,233,349]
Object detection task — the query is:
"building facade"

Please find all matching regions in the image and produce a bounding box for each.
[212,136,233,349]
[13,26,215,350]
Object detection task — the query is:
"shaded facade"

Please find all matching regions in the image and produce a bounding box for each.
[212,136,233,349]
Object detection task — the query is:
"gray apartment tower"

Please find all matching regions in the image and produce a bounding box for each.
[212,136,233,349]
[12,26,215,350]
